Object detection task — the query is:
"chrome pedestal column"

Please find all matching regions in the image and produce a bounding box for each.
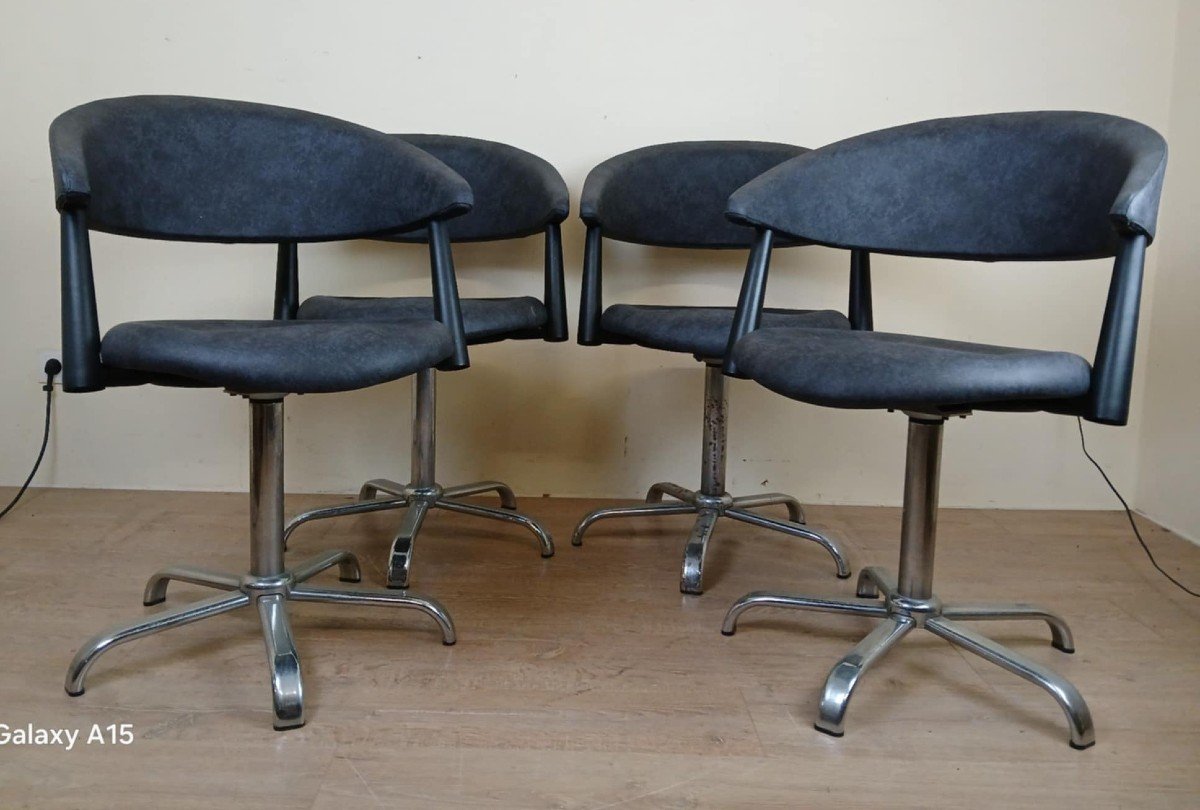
[572,362,850,594]
[722,415,1093,749]
[284,368,554,588]
[65,397,455,731]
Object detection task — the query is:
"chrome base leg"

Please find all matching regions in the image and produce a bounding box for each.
[143,565,242,606]
[258,593,304,730]
[289,480,551,586]
[359,478,407,501]
[441,480,518,510]
[725,508,851,579]
[926,617,1094,749]
[67,566,456,719]
[282,496,409,549]
[646,482,698,504]
[855,565,897,599]
[571,501,696,546]
[680,509,720,595]
[730,492,806,524]
[721,591,890,635]
[572,487,850,593]
[434,498,554,559]
[387,500,429,589]
[816,616,914,737]
[290,585,456,645]
[289,549,362,585]
[941,603,1075,653]
[66,591,252,696]
[722,567,1089,748]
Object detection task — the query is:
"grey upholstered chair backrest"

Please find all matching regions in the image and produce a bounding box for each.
[386,134,569,243]
[580,141,809,248]
[727,111,1167,261]
[49,95,473,243]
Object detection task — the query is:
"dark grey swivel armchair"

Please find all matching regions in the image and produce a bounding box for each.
[719,112,1168,749]
[51,96,475,729]
[572,142,852,594]
[280,136,567,588]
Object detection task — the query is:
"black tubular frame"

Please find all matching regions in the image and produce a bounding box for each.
[57,207,473,389]
[721,228,1149,426]
[848,249,874,331]
[577,225,603,346]
[59,208,102,393]
[274,242,299,321]
[542,222,569,342]
[428,219,470,369]
[275,220,567,351]
[580,223,872,355]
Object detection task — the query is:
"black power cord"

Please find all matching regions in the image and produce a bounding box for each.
[0,359,61,522]
[1077,417,1200,598]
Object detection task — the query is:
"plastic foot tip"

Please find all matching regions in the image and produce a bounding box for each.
[720,629,736,637]
[836,571,853,580]
[65,688,84,698]
[540,551,555,559]
[1069,739,1095,750]
[814,724,844,738]
[442,639,457,647]
[339,576,361,584]
[143,598,165,607]
[1053,643,1075,654]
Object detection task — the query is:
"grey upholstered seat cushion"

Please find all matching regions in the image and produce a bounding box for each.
[732,328,1092,411]
[601,304,850,358]
[101,319,452,394]
[297,296,547,343]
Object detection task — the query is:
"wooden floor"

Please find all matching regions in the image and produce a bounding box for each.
[1,488,1198,808]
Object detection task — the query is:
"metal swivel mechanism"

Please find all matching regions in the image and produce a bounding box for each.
[573,361,851,594]
[722,414,1094,749]
[66,396,456,730]
[283,368,554,588]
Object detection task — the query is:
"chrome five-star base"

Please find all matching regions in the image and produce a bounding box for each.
[572,362,850,594]
[721,415,1094,749]
[65,397,456,731]
[284,368,554,588]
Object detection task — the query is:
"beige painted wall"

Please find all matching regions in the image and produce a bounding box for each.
[0,0,1190,512]
[1137,1,1200,541]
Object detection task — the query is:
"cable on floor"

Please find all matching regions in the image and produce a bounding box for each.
[1077,416,1199,598]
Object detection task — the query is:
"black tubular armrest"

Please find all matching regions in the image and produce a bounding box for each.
[849,249,873,331]
[428,219,470,370]
[59,209,104,392]
[273,242,299,320]
[542,223,568,341]
[722,228,775,377]
[578,225,603,345]
[1086,234,1147,425]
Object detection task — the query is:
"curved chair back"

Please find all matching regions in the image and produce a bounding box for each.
[577,141,808,344]
[50,95,473,242]
[387,135,568,243]
[727,111,1166,261]
[723,112,1168,425]
[582,141,808,248]
[50,96,476,391]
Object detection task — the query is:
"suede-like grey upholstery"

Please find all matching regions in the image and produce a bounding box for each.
[602,304,849,359]
[582,141,809,248]
[727,112,1167,260]
[50,96,473,242]
[101,320,452,394]
[296,134,567,346]
[386,135,569,243]
[732,328,1093,412]
[298,295,546,343]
